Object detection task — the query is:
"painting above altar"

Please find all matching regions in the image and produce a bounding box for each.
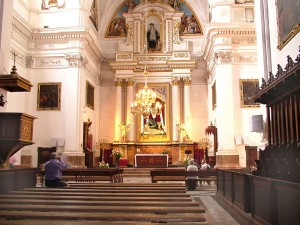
[137,83,170,143]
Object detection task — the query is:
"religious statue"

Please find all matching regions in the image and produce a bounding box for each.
[126,0,135,12]
[119,122,132,143]
[147,23,160,51]
[177,122,188,142]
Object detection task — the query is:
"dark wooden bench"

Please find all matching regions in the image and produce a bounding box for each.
[150,168,218,185]
[40,168,123,186]
[0,183,208,224]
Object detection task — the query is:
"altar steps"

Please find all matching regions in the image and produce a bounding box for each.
[122,167,151,177]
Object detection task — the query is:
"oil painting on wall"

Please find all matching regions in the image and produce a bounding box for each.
[276,0,300,49]
[37,82,61,110]
[240,79,260,108]
[86,81,95,110]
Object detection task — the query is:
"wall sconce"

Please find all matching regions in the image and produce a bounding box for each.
[0,94,7,107]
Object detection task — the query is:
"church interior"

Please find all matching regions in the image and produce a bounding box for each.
[0,0,299,224]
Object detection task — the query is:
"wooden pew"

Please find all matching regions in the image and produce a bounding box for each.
[0,183,208,224]
[150,168,218,185]
[40,168,123,186]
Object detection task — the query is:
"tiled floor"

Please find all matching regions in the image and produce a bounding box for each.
[123,176,242,225]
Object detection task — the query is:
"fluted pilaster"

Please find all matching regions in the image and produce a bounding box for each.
[114,78,122,142]
[126,77,135,142]
[171,77,180,142]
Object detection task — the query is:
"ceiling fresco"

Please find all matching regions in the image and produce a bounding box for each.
[105,0,203,37]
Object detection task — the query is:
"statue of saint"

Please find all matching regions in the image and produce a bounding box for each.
[147,23,160,51]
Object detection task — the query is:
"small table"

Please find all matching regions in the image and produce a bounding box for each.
[135,154,168,168]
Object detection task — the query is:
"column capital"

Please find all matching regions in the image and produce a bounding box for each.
[114,78,123,87]
[126,77,135,86]
[183,77,191,86]
[171,77,180,86]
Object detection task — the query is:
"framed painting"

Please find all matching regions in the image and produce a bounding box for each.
[37,82,61,110]
[276,0,300,49]
[212,81,216,110]
[240,79,260,108]
[86,81,95,110]
[137,83,170,143]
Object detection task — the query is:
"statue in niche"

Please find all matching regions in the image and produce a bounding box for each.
[126,0,136,12]
[169,0,180,10]
[147,23,160,51]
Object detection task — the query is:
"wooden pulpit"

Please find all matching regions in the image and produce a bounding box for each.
[0,113,36,166]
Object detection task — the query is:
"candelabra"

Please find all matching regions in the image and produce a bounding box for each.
[96,139,111,162]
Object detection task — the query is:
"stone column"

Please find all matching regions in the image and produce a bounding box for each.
[214,63,240,169]
[171,77,180,142]
[0,0,13,73]
[183,77,191,134]
[114,78,122,143]
[126,77,135,142]
[0,0,13,109]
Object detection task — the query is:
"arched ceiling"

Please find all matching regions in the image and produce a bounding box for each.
[97,0,208,58]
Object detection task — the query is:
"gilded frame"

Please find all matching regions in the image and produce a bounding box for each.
[276,0,300,49]
[240,79,260,108]
[137,83,170,143]
[37,82,61,110]
[86,81,95,110]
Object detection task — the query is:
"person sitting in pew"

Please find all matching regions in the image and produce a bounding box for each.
[185,159,199,191]
[200,159,211,186]
[45,152,68,187]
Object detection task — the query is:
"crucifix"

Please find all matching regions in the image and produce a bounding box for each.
[10,51,18,75]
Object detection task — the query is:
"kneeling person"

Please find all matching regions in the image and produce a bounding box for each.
[186,159,198,191]
[45,152,68,187]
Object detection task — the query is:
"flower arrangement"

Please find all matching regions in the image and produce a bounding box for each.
[182,156,192,167]
[110,148,124,160]
[199,137,211,150]
[99,161,109,168]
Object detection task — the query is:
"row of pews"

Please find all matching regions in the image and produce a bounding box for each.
[0,182,209,225]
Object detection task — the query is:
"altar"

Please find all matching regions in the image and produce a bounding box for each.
[135,154,168,168]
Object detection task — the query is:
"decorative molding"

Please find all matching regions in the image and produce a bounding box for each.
[31,32,84,41]
[12,20,31,40]
[35,58,67,68]
[183,77,192,86]
[173,20,182,45]
[126,77,135,86]
[117,53,133,60]
[134,21,140,52]
[167,20,172,52]
[121,21,134,46]
[114,78,123,87]
[65,53,88,67]
[216,51,233,64]
[26,56,33,68]
[136,56,172,62]
[171,77,179,86]
[173,52,189,58]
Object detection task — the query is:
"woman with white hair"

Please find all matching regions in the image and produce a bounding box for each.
[185,159,198,190]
